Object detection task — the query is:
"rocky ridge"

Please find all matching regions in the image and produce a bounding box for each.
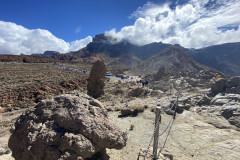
[188,42,240,76]
[128,46,222,80]
[198,76,240,128]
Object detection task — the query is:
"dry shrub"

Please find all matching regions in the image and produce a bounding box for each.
[132,104,141,110]
[129,124,134,130]
[151,106,156,112]
[131,104,144,113]
[112,88,124,95]
[128,88,144,97]
[150,90,161,97]
[143,104,149,109]
[115,106,123,111]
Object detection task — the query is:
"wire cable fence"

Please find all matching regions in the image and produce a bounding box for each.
[143,80,183,160]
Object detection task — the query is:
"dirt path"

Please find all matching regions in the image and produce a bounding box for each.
[1,98,240,160]
[107,109,240,160]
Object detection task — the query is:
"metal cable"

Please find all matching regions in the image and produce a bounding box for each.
[157,118,174,158]
[143,112,162,160]
[151,117,174,160]
[143,79,183,160]
[156,82,181,158]
[151,89,180,159]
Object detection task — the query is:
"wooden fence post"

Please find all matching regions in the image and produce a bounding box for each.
[153,106,161,160]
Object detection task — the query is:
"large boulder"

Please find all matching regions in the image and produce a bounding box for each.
[221,105,240,128]
[210,94,240,106]
[211,78,226,94]
[226,86,240,94]
[211,77,240,94]
[8,92,127,160]
[87,60,107,98]
[225,76,240,88]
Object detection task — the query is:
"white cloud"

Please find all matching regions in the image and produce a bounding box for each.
[68,36,92,52]
[0,21,92,55]
[105,0,240,48]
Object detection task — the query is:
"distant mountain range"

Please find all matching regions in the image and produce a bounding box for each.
[35,34,240,76]
[127,46,217,77]
[187,42,240,76]
[32,51,60,57]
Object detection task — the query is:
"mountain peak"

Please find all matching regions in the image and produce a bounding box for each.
[127,45,218,78]
[92,34,109,43]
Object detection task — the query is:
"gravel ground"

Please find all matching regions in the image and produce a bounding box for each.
[1,90,240,160]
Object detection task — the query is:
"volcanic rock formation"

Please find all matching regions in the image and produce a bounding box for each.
[87,60,107,98]
[8,91,127,160]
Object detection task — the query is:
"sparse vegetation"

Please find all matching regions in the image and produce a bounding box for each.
[151,106,156,112]
[115,106,123,111]
[0,62,89,111]
[128,88,144,97]
[131,104,145,113]
[129,124,134,130]
[143,104,149,109]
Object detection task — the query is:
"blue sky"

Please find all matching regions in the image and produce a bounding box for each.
[0,0,240,54]
[0,0,155,42]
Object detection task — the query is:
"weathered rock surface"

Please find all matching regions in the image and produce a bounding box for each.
[210,93,240,106]
[211,78,226,94]
[225,76,240,88]
[211,76,240,95]
[221,105,240,128]
[87,60,107,98]
[8,91,127,160]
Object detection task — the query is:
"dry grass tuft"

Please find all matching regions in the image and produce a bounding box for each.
[151,106,156,112]
[115,106,123,111]
[129,124,134,130]
[128,88,144,97]
[131,104,145,113]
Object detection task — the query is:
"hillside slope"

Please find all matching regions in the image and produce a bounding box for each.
[188,42,240,76]
[128,46,221,79]
[52,34,240,76]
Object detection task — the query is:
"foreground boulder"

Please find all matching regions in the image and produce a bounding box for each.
[8,91,127,160]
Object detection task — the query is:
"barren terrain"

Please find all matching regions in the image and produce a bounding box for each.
[0,63,240,160]
[0,62,91,111]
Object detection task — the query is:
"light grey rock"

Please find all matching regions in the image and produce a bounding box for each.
[210,94,240,106]
[221,105,240,128]
[0,146,10,155]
